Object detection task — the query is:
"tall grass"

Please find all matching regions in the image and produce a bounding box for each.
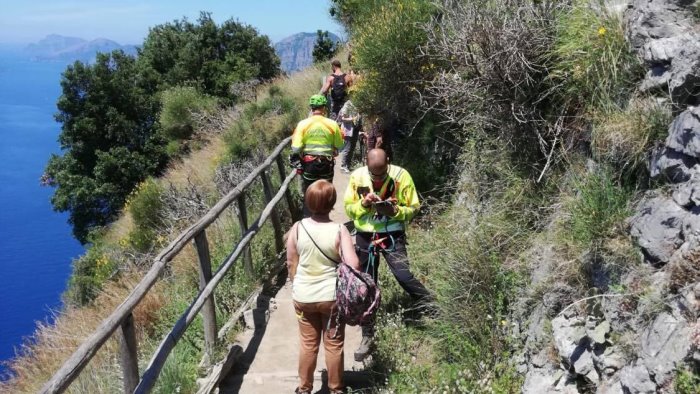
[549,0,641,113]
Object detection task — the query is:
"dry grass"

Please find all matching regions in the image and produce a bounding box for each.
[1,273,166,393]
[591,97,671,172]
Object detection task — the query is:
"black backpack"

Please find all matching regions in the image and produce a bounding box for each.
[330,73,347,102]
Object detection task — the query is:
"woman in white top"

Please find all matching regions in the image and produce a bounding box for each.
[286,179,360,394]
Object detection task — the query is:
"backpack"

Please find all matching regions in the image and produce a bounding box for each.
[335,263,381,326]
[330,73,347,102]
[298,221,380,327]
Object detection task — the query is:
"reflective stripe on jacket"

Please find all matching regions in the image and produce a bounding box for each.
[343,165,420,233]
[291,115,343,157]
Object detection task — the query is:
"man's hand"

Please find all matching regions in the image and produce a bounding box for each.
[361,192,381,208]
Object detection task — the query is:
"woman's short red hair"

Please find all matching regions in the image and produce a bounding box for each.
[305,180,336,214]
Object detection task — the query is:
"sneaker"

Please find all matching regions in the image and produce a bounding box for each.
[354,335,374,362]
[340,166,350,173]
[295,388,311,394]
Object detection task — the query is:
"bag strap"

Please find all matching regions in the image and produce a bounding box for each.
[299,220,341,265]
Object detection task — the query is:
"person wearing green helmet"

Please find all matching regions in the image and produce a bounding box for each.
[290,94,344,217]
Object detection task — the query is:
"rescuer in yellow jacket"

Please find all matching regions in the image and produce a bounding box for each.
[291,94,344,216]
[343,148,432,362]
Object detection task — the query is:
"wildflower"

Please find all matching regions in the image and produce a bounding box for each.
[598,26,607,37]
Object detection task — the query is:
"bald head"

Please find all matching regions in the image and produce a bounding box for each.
[367,149,389,179]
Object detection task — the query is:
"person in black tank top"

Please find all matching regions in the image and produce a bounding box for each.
[320,59,352,121]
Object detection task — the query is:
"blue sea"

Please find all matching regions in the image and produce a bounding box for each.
[0,47,84,377]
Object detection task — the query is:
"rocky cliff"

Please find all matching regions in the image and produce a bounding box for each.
[518,1,700,392]
[24,34,137,63]
[274,31,341,73]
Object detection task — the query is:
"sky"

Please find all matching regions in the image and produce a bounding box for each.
[0,0,344,45]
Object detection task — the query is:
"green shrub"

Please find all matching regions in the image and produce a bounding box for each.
[160,86,218,142]
[126,178,165,252]
[566,167,632,249]
[349,0,436,118]
[65,243,117,305]
[675,365,700,394]
[223,85,301,161]
[549,1,641,112]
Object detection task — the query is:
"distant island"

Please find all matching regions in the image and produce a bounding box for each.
[23,34,138,63]
[274,31,341,73]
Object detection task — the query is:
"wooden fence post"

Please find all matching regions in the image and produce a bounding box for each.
[118,313,139,394]
[276,155,298,221]
[261,170,284,253]
[236,194,254,276]
[193,230,217,363]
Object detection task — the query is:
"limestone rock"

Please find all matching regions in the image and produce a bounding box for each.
[672,174,700,207]
[619,364,656,394]
[640,311,693,385]
[596,374,623,394]
[626,0,700,105]
[626,0,695,51]
[629,196,685,264]
[649,147,698,183]
[666,107,700,159]
[522,367,563,394]
[552,312,587,364]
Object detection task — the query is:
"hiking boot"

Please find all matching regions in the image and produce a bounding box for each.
[354,335,374,361]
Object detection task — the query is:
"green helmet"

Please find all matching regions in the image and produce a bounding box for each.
[309,94,327,108]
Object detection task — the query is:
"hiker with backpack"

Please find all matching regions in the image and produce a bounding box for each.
[320,59,352,121]
[290,94,345,217]
[286,180,362,394]
[343,148,433,361]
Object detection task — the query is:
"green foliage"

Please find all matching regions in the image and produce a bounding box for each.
[126,178,165,252]
[312,30,339,63]
[566,168,632,249]
[45,50,167,242]
[159,86,218,143]
[139,12,280,102]
[549,1,641,112]
[153,343,199,394]
[675,365,700,394]
[223,86,301,161]
[349,0,436,117]
[65,241,117,305]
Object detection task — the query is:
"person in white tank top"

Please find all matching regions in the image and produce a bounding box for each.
[286,180,360,394]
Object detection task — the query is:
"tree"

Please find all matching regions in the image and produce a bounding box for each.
[45,51,167,243]
[312,30,339,63]
[139,12,280,102]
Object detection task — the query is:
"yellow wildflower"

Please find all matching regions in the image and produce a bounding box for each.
[598,26,607,37]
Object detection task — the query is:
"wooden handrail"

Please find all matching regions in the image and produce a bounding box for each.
[40,137,293,394]
[136,169,297,392]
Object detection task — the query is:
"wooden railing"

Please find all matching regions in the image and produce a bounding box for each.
[40,137,297,393]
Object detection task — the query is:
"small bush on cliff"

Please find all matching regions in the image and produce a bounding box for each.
[126,178,166,252]
[160,86,218,154]
[549,1,641,113]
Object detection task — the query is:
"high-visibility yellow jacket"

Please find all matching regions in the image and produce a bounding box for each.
[344,164,420,233]
[291,115,343,157]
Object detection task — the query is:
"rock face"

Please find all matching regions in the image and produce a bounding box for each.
[517,2,700,393]
[274,32,341,73]
[625,0,700,106]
